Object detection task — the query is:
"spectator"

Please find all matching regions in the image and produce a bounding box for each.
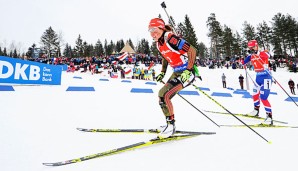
[293,62,297,73]
[152,69,156,81]
[120,68,125,79]
[288,79,295,95]
[239,74,244,89]
[272,62,277,72]
[222,73,226,88]
[232,62,237,69]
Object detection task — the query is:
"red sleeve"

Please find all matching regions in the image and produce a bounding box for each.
[260,51,270,63]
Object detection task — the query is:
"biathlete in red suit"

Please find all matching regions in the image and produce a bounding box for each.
[244,40,273,125]
[148,18,197,138]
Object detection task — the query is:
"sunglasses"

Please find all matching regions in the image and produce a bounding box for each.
[248,46,257,50]
[148,27,158,33]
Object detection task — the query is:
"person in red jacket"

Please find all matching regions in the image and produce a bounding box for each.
[244,40,273,125]
[148,18,196,138]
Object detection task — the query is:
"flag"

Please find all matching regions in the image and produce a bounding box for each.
[125,68,132,75]
[117,52,128,61]
[148,61,154,71]
[110,72,118,78]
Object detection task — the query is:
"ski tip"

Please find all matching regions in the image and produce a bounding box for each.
[42,163,53,166]
[77,128,85,131]
[268,141,273,144]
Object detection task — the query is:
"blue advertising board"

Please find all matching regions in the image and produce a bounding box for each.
[60,64,68,71]
[0,56,62,85]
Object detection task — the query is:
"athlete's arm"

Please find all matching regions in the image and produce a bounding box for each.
[167,34,196,70]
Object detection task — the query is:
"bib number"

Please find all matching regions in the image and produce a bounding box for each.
[263,79,272,89]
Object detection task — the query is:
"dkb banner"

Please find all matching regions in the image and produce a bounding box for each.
[0,56,62,85]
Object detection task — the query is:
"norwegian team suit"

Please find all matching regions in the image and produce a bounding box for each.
[244,50,272,114]
[156,31,196,120]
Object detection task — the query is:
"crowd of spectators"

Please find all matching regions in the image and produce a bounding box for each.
[17,52,298,93]
[22,52,298,81]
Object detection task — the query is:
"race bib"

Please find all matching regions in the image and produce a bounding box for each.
[263,79,272,89]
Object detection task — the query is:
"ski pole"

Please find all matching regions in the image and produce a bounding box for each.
[160,1,200,51]
[245,68,258,87]
[192,83,271,143]
[161,1,178,35]
[160,80,220,127]
[244,66,250,90]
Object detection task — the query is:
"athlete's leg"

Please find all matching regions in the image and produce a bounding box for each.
[252,80,261,108]
[259,76,272,114]
[158,71,195,119]
[158,73,183,120]
[259,74,273,124]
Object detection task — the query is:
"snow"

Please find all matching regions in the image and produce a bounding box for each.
[1,65,298,171]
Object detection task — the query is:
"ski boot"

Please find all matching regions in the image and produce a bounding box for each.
[262,112,273,125]
[157,117,176,139]
[247,106,259,117]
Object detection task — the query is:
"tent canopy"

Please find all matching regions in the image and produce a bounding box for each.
[120,42,135,53]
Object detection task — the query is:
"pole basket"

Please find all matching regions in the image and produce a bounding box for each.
[161,1,167,8]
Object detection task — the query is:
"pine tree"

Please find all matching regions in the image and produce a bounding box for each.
[168,16,176,30]
[94,39,104,56]
[222,25,234,57]
[12,49,18,58]
[177,22,186,38]
[197,42,208,59]
[115,39,125,53]
[271,13,288,55]
[26,43,37,58]
[257,21,272,51]
[183,15,199,50]
[82,41,89,57]
[136,39,149,54]
[40,26,59,58]
[75,34,83,57]
[63,43,72,57]
[107,40,115,55]
[150,42,159,56]
[242,21,256,43]
[284,14,298,55]
[3,47,7,56]
[104,39,108,56]
[233,31,243,56]
[207,13,223,58]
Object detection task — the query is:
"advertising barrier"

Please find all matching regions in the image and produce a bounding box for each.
[0,56,62,85]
